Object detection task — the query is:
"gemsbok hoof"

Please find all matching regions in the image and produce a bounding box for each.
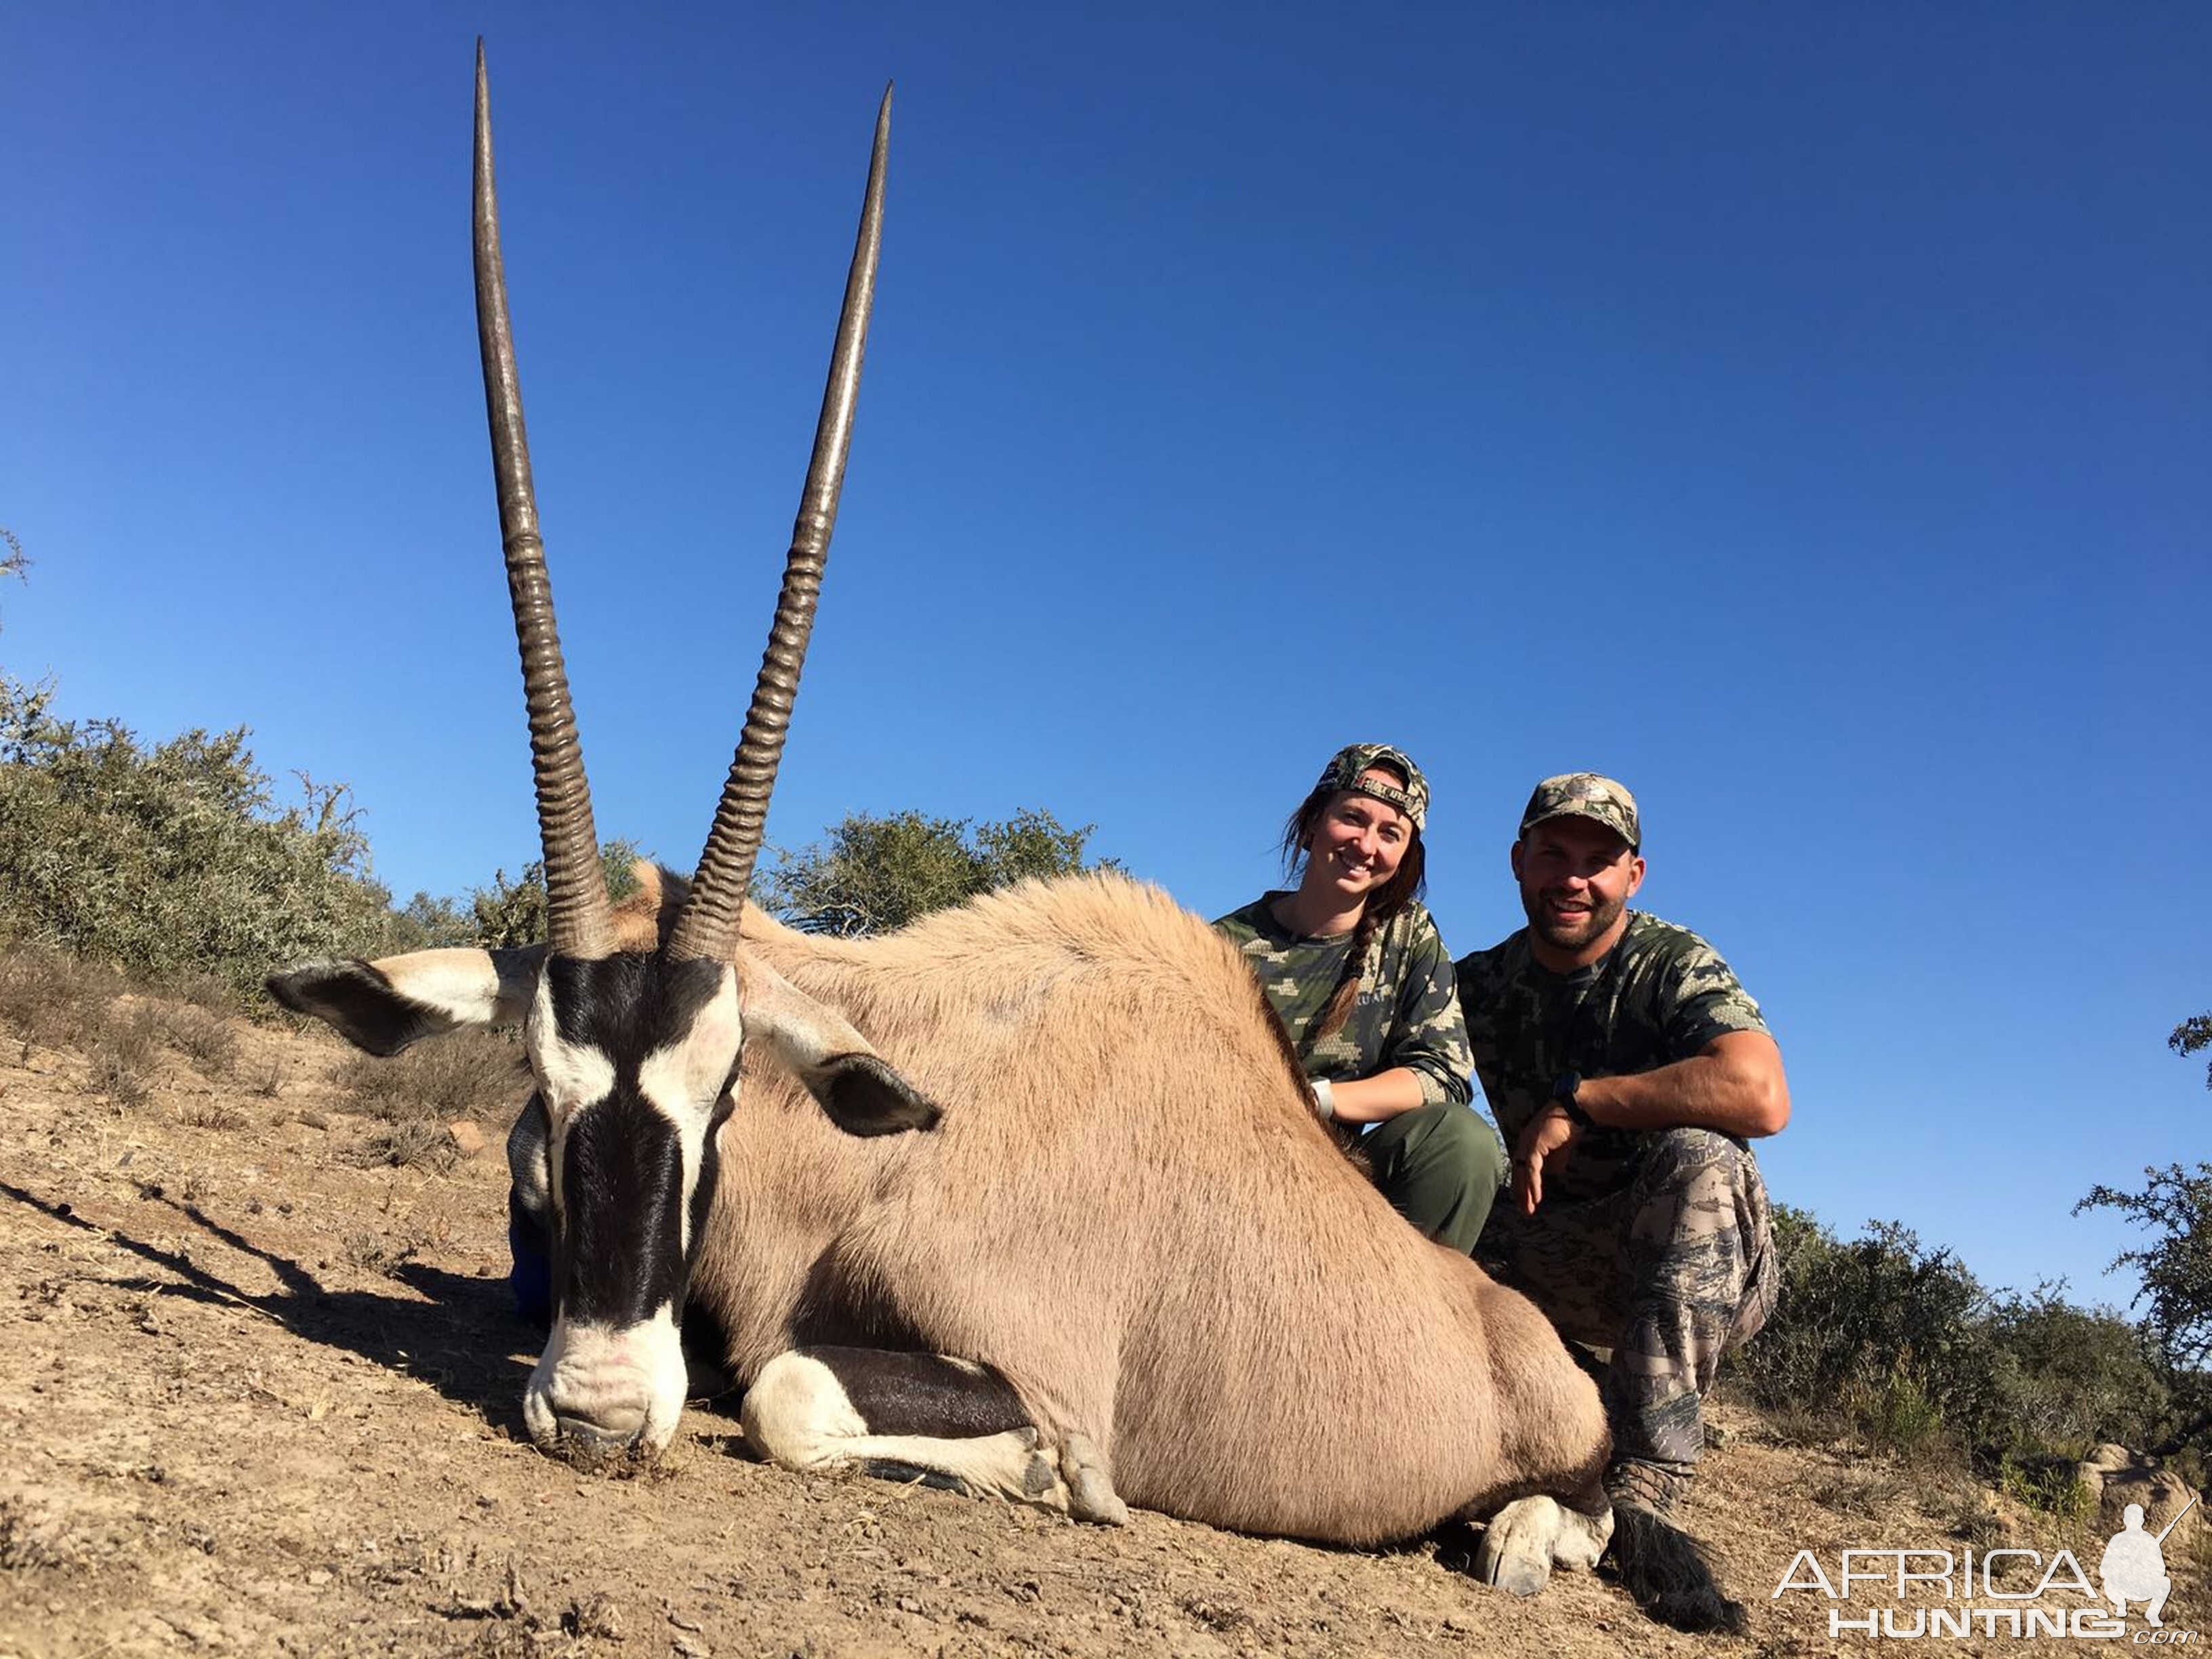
[1060,1433,1128,1526]
[1475,1495,1611,1597]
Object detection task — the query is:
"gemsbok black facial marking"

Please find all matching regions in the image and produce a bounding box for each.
[538,954,732,1328]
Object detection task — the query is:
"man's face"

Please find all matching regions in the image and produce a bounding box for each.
[1511,815,1645,958]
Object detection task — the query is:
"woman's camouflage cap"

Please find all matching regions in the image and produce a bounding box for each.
[1519,772,1639,849]
[1315,743,1428,832]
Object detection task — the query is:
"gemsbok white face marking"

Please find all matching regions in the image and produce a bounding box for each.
[524,1302,687,1456]
[525,971,617,1223]
[636,975,743,1257]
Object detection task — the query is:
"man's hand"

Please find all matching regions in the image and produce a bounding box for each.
[1513,1103,1579,1215]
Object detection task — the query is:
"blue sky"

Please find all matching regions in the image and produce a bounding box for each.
[5,5,2205,1306]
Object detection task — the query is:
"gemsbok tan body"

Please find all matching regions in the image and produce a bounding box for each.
[270,47,1742,1629]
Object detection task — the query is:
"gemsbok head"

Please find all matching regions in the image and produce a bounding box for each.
[270,46,935,1459]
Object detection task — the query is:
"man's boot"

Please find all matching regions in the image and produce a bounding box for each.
[1605,1456,1690,1517]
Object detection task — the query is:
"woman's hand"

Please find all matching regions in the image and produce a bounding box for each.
[1513,1103,1580,1214]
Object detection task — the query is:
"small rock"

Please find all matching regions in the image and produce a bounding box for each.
[2101,1464,2200,1548]
[447,1119,488,1157]
[305,1569,332,1587]
[672,1636,709,1659]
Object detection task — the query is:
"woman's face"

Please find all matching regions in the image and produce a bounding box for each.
[1303,768,1413,907]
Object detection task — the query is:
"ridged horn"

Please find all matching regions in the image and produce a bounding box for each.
[473,42,615,960]
[667,85,891,964]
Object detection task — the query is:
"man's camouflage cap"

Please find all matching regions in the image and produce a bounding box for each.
[1519,772,1640,849]
[1315,743,1428,832]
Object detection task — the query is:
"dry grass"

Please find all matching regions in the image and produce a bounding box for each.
[343,1122,461,1172]
[1753,1399,1849,1450]
[0,1496,68,1571]
[87,1003,163,1109]
[0,941,123,1056]
[1,941,237,1096]
[340,1231,419,1276]
[1807,1463,1912,1519]
[159,1004,237,1078]
[333,1028,524,1126]
[147,967,234,1014]
[175,1099,247,1131]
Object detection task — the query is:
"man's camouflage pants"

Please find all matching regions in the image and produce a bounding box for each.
[1476,1126,1776,1478]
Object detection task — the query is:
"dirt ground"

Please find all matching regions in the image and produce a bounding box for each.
[0,995,2197,1658]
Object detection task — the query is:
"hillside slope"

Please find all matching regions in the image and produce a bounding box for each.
[0,991,2192,1657]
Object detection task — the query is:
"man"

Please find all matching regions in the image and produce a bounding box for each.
[1457,773,1788,1521]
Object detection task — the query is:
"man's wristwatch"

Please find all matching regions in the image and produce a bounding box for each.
[1550,1070,1594,1129]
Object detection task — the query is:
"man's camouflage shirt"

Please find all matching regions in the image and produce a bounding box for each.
[1213,895,1473,1109]
[1456,912,1769,1200]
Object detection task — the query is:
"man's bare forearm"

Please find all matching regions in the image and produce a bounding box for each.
[1576,1031,1790,1139]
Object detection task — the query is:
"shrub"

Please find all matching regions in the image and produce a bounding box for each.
[465,840,644,950]
[1982,1286,2169,1455]
[0,941,121,1055]
[0,676,401,995]
[2076,1162,2212,1459]
[762,808,1114,937]
[160,1005,238,1078]
[331,1027,525,1126]
[1732,1208,2173,1471]
[343,1122,460,1172]
[86,1004,162,1110]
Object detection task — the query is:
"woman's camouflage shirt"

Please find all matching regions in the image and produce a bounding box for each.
[1212,895,1473,1109]
[1454,911,1769,1199]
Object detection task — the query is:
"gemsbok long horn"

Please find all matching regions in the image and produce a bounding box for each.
[472,42,617,960]
[666,85,891,965]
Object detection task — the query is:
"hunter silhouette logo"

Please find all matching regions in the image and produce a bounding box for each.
[2102,1495,2196,1629]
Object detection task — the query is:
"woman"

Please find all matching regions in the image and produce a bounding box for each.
[1214,743,1504,1254]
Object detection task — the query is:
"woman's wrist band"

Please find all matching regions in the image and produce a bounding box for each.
[1310,1078,1336,1124]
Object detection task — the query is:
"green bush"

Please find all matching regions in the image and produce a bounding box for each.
[762,808,1114,937]
[2076,1161,2212,1460]
[1732,1208,2171,1469]
[462,839,644,949]
[1982,1287,2170,1454]
[0,676,400,996]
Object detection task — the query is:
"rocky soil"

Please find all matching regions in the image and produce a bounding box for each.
[0,991,2196,1656]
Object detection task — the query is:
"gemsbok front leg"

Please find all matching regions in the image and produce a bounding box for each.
[741,1348,1128,1523]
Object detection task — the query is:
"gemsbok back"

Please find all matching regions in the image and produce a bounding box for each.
[269,47,1745,1632]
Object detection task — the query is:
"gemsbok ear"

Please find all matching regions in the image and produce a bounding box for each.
[737,951,940,1136]
[809,1052,941,1138]
[267,946,543,1057]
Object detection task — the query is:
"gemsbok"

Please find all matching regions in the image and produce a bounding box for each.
[270,47,1742,1631]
